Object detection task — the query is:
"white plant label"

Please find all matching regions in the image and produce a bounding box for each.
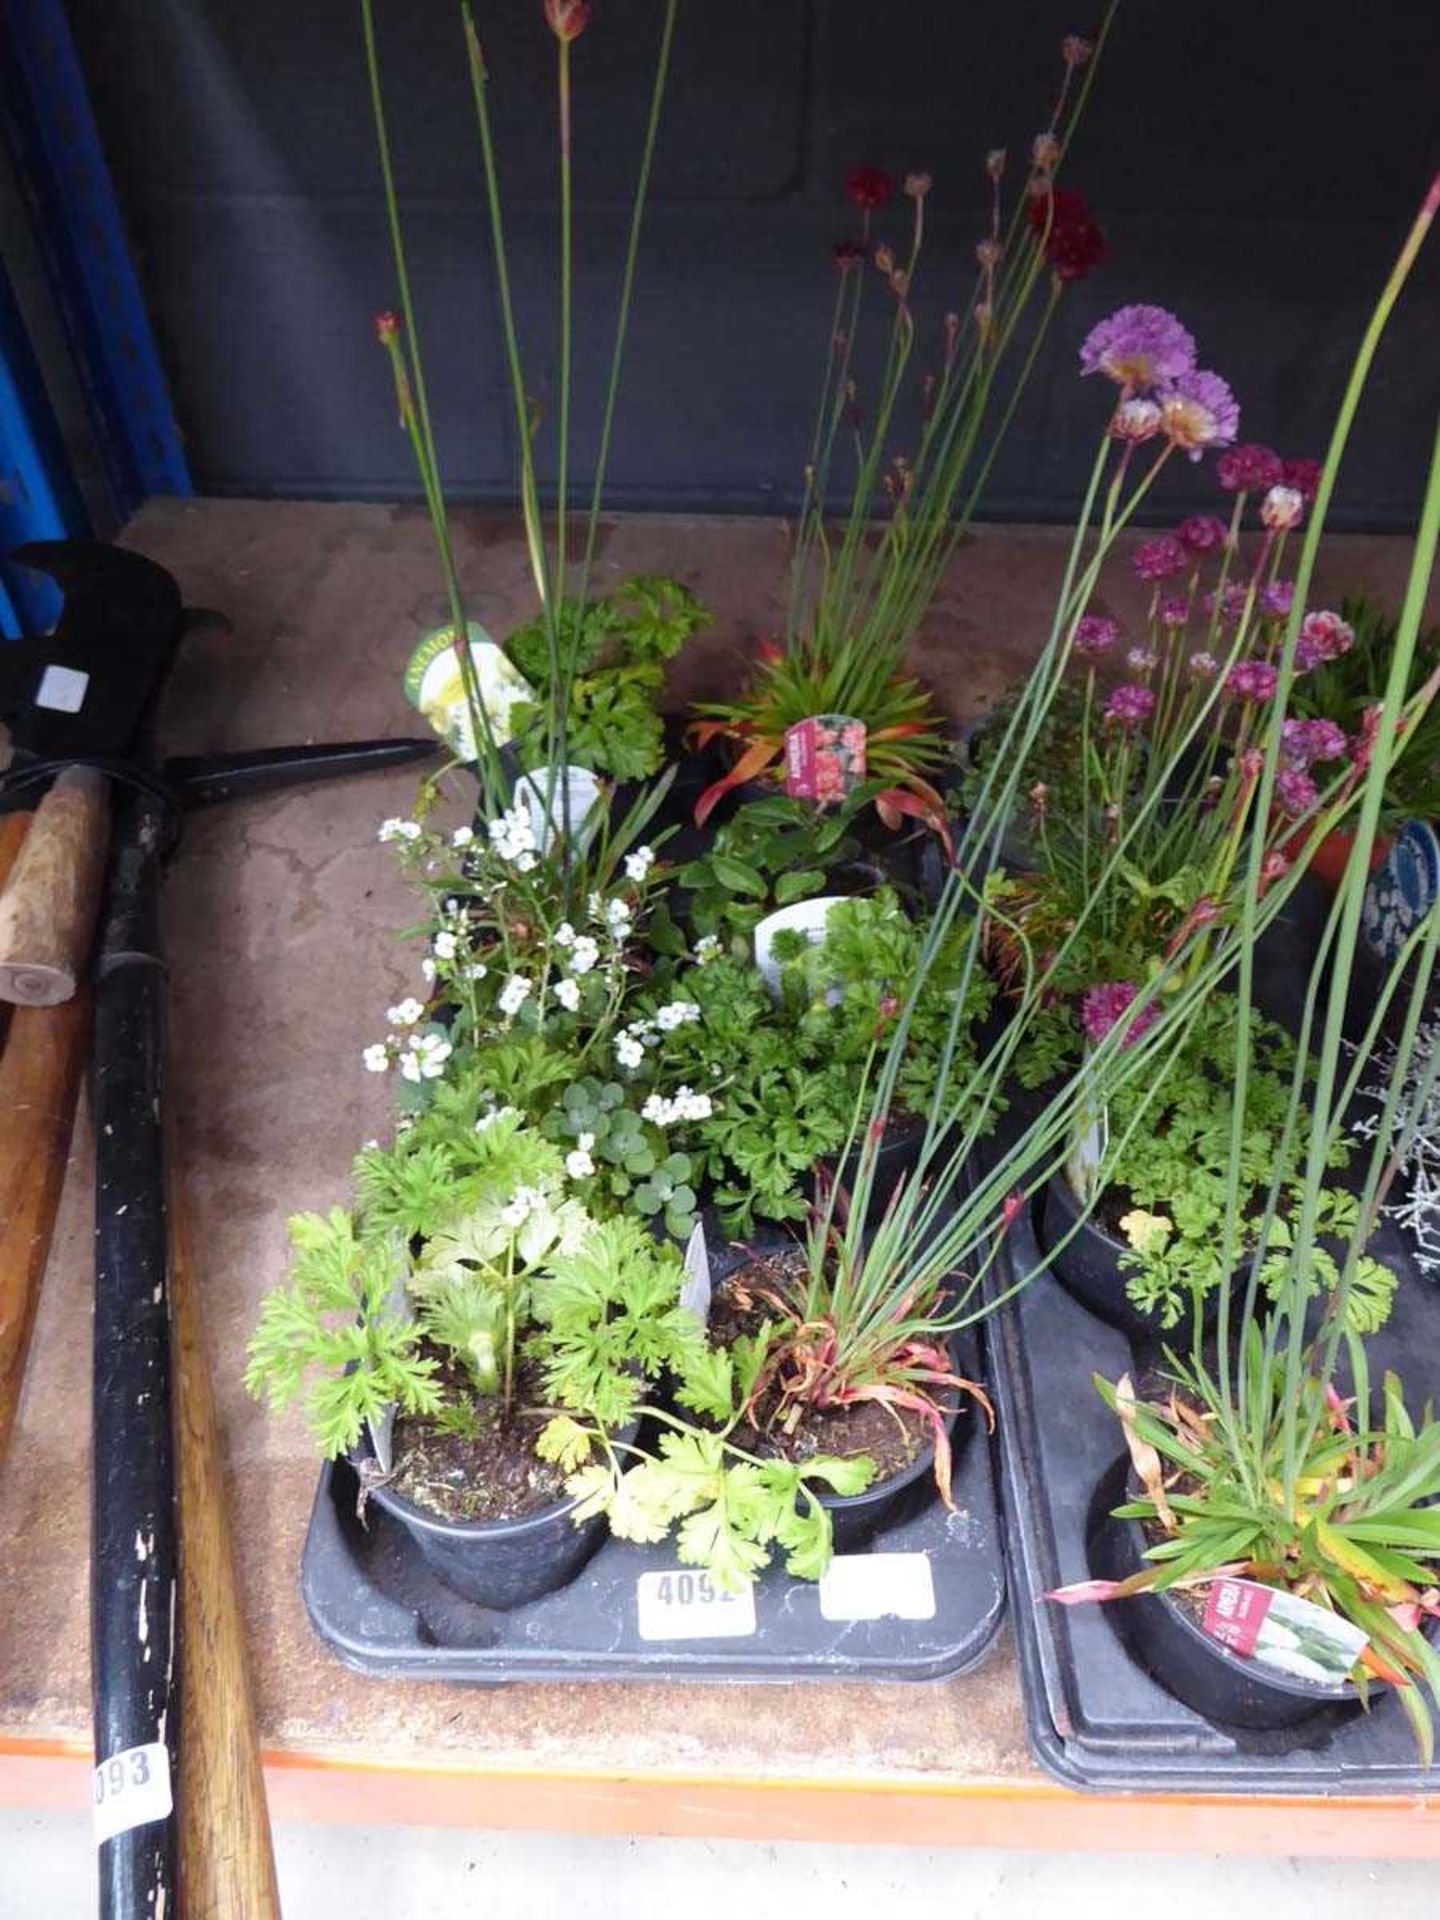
[515,764,603,855]
[679,1222,711,1322]
[92,1742,172,1847]
[636,1569,756,1641]
[36,662,89,713]
[753,896,847,1003]
[819,1552,936,1623]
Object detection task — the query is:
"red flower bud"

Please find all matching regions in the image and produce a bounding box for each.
[543,0,590,42]
[374,310,401,345]
[845,165,894,211]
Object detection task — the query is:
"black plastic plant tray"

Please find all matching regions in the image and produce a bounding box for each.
[989,1196,1440,1793]
[300,1334,1006,1685]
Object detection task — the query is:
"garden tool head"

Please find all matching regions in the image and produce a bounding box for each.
[0,540,183,786]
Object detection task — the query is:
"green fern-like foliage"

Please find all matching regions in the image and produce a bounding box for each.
[243,1208,442,1458]
[528,1216,707,1430]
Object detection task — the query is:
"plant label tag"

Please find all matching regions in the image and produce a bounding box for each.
[753,896,847,1003]
[636,1569,756,1640]
[679,1223,711,1322]
[514,763,603,856]
[1203,1577,1367,1686]
[819,1552,936,1622]
[404,621,532,762]
[35,663,89,713]
[93,1742,172,1847]
[784,713,866,803]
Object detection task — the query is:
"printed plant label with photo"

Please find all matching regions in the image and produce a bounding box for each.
[404,620,533,762]
[784,713,867,804]
[1202,1577,1368,1687]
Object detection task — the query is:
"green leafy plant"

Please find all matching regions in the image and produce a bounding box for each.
[1069,998,1395,1331]
[244,1208,442,1457]
[658,792,867,946]
[507,576,709,780]
[543,1076,699,1240]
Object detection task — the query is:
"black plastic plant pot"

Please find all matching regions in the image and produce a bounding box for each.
[1040,1170,1165,1346]
[1085,1455,1364,1734]
[356,1423,634,1609]
[821,1378,970,1554]
[814,1112,929,1219]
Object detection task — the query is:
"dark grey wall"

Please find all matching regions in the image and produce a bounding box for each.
[65,0,1440,528]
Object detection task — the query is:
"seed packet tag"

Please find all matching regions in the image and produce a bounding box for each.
[93,1742,172,1847]
[636,1569,756,1640]
[404,620,532,762]
[784,714,867,804]
[1363,820,1440,963]
[366,1403,396,1477]
[678,1222,711,1322]
[753,896,847,1004]
[818,1552,936,1623]
[1202,1577,1367,1687]
[514,763,603,855]
[1064,1055,1108,1204]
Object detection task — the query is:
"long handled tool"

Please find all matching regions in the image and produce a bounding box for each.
[0,813,90,1471]
[1,539,438,1920]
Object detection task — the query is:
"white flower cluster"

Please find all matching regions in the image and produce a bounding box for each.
[554,976,581,1012]
[500,1185,547,1229]
[475,1105,519,1133]
[387,997,425,1028]
[488,802,538,873]
[613,1000,700,1069]
[555,922,602,975]
[565,1131,597,1181]
[588,889,633,940]
[641,1086,713,1127]
[399,1031,452,1084]
[497,974,531,1018]
[654,1000,700,1033]
[378,817,422,844]
[624,844,655,883]
[693,933,723,965]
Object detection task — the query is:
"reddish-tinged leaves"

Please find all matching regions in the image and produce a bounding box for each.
[693,737,781,826]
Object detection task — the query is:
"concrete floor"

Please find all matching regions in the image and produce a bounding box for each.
[2,1812,1434,1918]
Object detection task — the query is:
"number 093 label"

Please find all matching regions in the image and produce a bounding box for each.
[636,1568,756,1640]
[92,1742,173,1847]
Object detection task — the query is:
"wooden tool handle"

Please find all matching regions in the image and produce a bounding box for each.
[0,766,110,1005]
[0,990,90,1464]
[170,1187,282,1920]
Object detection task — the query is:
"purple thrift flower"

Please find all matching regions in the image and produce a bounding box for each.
[1204,580,1252,625]
[1283,456,1323,502]
[1160,369,1240,459]
[1127,647,1158,675]
[1111,397,1162,442]
[1262,484,1305,531]
[1081,981,1160,1050]
[1298,609,1354,663]
[1216,443,1283,492]
[1132,534,1190,581]
[1225,659,1279,702]
[1178,513,1229,553]
[1276,769,1320,819]
[1189,651,1219,679]
[1103,683,1155,727]
[1160,596,1190,629]
[1073,614,1120,657]
[1281,717,1349,768]
[1259,579,1295,620]
[1079,305,1197,392]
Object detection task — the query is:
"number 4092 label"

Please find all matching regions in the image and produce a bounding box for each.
[636,1568,756,1641]
[92,1742,173,1847]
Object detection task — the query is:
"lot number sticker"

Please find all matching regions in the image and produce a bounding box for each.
[93,1742,173,1847]
[636,1569,756,1641]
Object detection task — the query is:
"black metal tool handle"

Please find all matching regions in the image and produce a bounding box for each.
[164,736,437,806]
[92,789,178,1920]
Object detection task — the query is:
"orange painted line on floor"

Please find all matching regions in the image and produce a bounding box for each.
[3,1732,1439,1854]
